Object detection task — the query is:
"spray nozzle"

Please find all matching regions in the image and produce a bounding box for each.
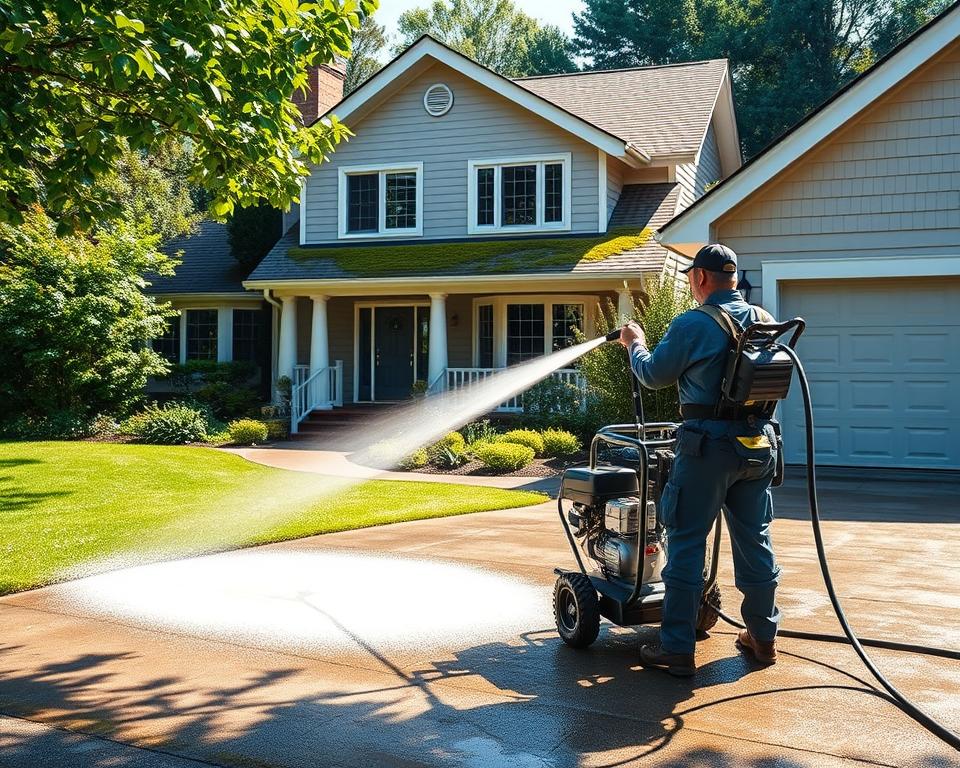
[605,328,623,342]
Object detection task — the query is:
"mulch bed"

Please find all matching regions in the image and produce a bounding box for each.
[409,451,589,478]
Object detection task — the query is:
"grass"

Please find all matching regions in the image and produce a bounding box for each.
[0,441,546,594]
[287,227,653,277]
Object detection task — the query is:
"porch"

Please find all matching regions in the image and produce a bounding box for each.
[272,285,638,433]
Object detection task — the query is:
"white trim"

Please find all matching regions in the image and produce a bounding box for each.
[762,254,960,319]
[470,294,598,367]
[337,162,424,240]
[598,150,607,233]
[466,153,572,235]
[660,5,960,254]
[299,178,307,246]
[331,37,629,159]
[352,300,431,403]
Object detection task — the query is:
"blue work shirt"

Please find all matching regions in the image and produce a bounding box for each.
[629,288,772,433]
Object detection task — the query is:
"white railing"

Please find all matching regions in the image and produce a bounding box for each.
[291,360,343,433]
[444,367,587,413]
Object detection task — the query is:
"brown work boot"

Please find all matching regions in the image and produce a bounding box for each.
[736,630,777,665]
[639,643,696,677]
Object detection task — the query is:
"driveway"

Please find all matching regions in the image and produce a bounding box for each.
[1,475,958,767]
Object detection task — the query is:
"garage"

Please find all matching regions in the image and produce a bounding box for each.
[778,277,960,469]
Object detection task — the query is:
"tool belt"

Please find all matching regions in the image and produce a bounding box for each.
[680,403,771,421]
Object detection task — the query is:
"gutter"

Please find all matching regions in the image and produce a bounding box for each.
[624,142,651,166]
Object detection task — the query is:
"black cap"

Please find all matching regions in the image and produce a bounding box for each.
[680,243,738,274]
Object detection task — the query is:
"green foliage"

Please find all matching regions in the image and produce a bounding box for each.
[227,203,284,270]
[228,418,269,445]
[262,419,290,441]
[399,447,429,469]
[0,207,173,420]
[0,0,375,232]
[395,0,576,76]
[432,444,469,469]
[168,360,259,420]
[0,410,97,440]
[460,419,498,447]
[572,0,949,158]
[498,429,545,456]
[578,277,694,428]
[475,442,535,472]
[520,377,585,425]
[345,16,387,94]
[129,402,208,444]
[541,428,582,457]
[289,228,652,277]
[428,431,467,461]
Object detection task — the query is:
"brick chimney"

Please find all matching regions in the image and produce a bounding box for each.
[292,58,346,124]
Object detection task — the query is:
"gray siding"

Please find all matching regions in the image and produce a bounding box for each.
[606,155,625,225]
[304,64,601,243]
[676,122,722,207]
[717,44,960,308]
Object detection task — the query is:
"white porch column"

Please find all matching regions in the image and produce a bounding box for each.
[277,295,298,384]
[617,286,634,323]
[428,292,448,390]
[309,295,331,409]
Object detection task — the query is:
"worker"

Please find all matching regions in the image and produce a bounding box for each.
[620,243,781,677]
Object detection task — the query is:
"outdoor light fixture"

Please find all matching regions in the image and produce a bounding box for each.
[737,271,753,302]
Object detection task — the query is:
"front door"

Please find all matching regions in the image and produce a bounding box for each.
[374,307,415,400]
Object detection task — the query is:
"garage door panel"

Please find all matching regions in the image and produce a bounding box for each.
[779,277,959,469]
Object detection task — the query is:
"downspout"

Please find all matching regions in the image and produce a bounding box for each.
[263,289,282,402]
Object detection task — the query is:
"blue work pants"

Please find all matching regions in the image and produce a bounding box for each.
[658,420,782,654]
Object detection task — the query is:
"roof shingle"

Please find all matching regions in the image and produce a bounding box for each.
[147,220,249,295]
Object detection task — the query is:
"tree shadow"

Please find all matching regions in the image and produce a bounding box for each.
[0,455,69,514]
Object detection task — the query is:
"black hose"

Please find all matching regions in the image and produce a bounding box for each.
[752,345,960,750]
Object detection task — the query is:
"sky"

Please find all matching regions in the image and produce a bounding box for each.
[373,0,585,41]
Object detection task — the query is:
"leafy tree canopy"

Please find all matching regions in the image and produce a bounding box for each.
[572,0,950,158]
[395,0,577,76]
[227,203,284,270]
[0,0,376,233]
[345,15,388,94]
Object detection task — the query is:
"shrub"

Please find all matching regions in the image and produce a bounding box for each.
[262,418,289,441]
[498,429,545,457]
[475,442,535,472]
[130,402,207,444]
[167,360,259,420]
[398,448,429,470]
[460,419,498,446]
[428,431,466,461]
[521,377,585,424]
[432,445,468,469]
[228,418,269,445]
[541,428,581,457]
[0,410,95,440]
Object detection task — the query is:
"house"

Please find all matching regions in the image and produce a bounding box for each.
[239,36,741,430]
[658,4,960,470]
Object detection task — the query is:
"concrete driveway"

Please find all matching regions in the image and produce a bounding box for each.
[1,474,958,767]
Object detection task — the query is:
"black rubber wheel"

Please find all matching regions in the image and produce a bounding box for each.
[553,573,601,649]
[696,583,722,638]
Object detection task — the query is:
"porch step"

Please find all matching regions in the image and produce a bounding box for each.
[291,404,397,441]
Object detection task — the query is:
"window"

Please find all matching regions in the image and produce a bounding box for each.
[232,309,261,362]
[186,309,218,360]
[551,303,583,351]
[339,164,423,238]
[347,174,378,233]
[506,304,545,365]
[477,304,494,368]
[153,315,180,364]
[468,154,570,234]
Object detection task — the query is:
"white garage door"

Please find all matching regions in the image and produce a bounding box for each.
[779,277,960,469]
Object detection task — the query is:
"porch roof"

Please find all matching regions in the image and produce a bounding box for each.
[245,183,679,284]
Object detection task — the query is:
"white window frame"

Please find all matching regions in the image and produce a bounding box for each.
[471,295,595,367]
[337,162,424,239]
[467,153,572,235]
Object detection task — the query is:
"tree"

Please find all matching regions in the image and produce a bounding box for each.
[0,0,376,233]
[227,204,284,271]
[345,16,388,94]
[395,0,577,77]
[572,0,950,158]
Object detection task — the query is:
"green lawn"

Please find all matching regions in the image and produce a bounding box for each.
[0,441,546,594]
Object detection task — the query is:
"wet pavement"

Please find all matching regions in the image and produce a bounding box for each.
[1,475,958,767]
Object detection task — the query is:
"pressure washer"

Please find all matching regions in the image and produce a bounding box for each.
[552,317,960,750]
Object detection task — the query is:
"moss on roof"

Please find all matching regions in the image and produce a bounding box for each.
[287,228,653,277]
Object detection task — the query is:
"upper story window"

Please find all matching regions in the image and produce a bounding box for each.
[338,163,423,239]
[468,154,571,235]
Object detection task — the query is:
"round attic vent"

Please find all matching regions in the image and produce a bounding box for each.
[423,83,454,117]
